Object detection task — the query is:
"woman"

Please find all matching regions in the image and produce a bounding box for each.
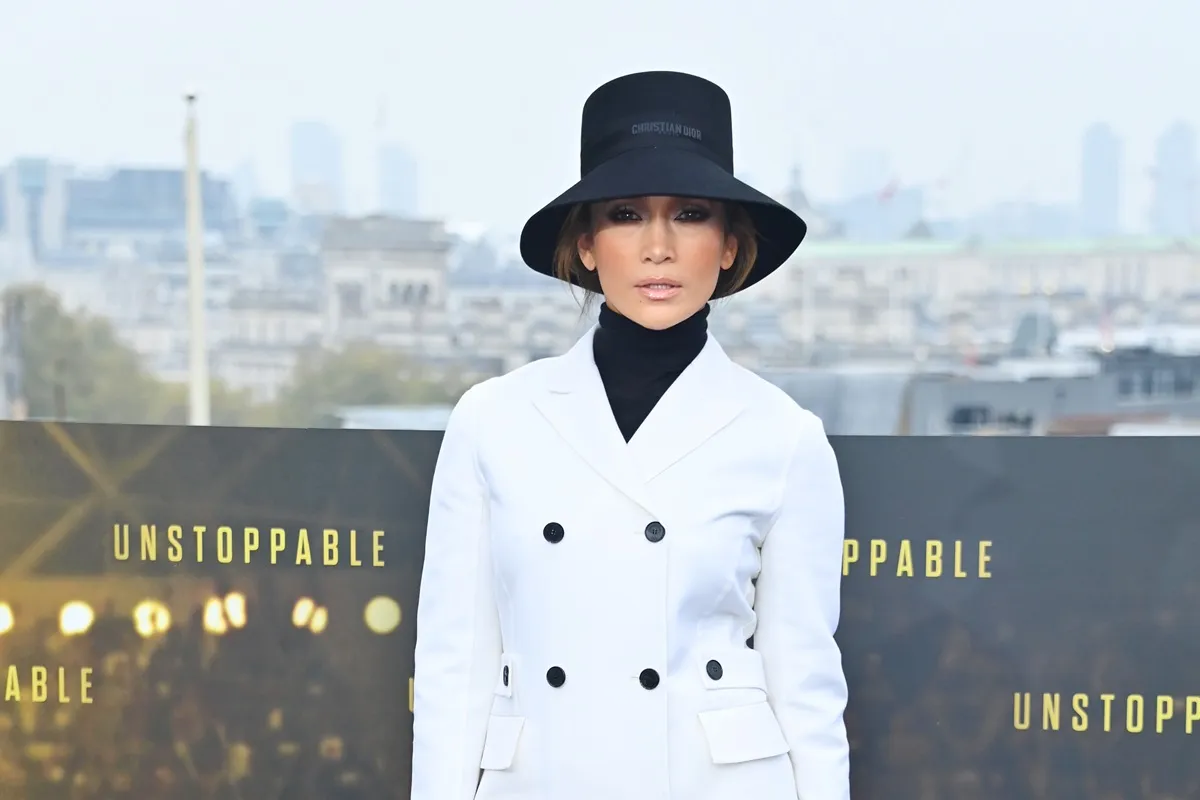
[412,70,849,800]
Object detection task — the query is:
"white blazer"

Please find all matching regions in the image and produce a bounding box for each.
[412,327,849,800]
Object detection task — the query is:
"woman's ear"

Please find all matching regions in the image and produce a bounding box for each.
[577,233,597,272]
[720,233,738,271]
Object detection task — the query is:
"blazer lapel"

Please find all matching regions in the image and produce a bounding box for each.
[531,328,658,515]
[627,335,748,482]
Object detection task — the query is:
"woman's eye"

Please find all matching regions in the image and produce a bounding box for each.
[608,207,639,222]
[678,207,711,222]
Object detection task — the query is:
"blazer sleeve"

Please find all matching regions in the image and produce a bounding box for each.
[754,413,850,800]
[411,384,503,800]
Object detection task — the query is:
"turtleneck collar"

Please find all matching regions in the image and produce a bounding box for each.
[592,302,710,442]
[594,302,709,356]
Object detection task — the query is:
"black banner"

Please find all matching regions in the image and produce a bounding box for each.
[0,421,1197,798]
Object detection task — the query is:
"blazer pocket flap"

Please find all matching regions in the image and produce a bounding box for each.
[697,701,790,765]
[699,648,768,690]
[479,714,525,771]
[494,653,514,697]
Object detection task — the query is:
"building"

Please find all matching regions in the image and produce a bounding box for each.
[378,143,419,217]
[1079,123,1122,237]
[321,215,454,353]
[290,121,345,215]
[1149,122,1198,237]
[782,237,1200,354]
[0,162,238,265]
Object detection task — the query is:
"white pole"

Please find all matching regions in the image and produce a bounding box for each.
[184,92,211,425]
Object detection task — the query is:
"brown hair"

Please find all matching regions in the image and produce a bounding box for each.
[551,201,759,308]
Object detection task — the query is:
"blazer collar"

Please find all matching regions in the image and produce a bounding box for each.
[533,325,748,514]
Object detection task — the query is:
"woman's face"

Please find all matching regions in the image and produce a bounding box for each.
[577,195,737,330]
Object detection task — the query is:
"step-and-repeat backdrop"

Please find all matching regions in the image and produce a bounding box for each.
[0,421,1197,799]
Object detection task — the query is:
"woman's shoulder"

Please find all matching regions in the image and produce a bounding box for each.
[448,354,565,425]
[724,359,827,438]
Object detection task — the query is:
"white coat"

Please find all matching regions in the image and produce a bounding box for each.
[412,326,849,800]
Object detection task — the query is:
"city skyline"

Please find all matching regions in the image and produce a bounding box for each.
[1,0,1196,235]
[5,116,1195,244]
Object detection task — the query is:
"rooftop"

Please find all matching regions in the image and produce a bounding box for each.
[794,236,1200,260]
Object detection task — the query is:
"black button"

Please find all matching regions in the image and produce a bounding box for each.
[639,668,660,690]
[644,521,665,542]
[502,666,509,686]
[546,666,566,687]
[706,660,723,680]
[543,522,564,543]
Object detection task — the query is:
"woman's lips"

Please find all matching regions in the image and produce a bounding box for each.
[636,282,681,301]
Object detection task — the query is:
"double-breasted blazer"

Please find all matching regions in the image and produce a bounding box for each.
[411,326,849,800]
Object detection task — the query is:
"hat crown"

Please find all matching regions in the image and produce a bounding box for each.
[578,71,734,177]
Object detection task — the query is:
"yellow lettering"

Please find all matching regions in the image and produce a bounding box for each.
[1071,693,1088,731]
[373,530,385,566]
[80,668,93,703]
[1100,693,1115,732]
[296,529,312,565]
[953,541,967,577]
[2,667,93,704]
[1127,694,1144,733]
[140,525,156,560]
[1156,695,1173,733]
[113,524,130,560]
[409,677,415,713]
[167,525,183,562]
[841,538,991,577]
[869,540,886,576]
[106,522,383,567]
[1187,697,1200,734]
[244,527,260,563]
[841,539,858,576]
[31,666,47,702]
[1013,692,1030,730]
[5,666,19,701]
[270,528,285,564]
[324,529,339,566]
[193,525,207,562]
[926,540,942,577]
[217,526,234,563]
[896,540,914,577]
[1042,692,1060,730]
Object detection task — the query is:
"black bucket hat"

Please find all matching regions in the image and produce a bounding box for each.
[519,71,806,294]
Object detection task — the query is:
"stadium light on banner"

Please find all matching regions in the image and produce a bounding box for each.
[292,597,316,628]
[309,606,329,634]
[202,596,228,635]
[0,602,13,635]
[133,600,172,638]
[364,596,402,634]
[59,601,94,636]
[223,591,247,629]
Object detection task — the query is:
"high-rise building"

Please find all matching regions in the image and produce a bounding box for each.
[1149,121,1198,237]
[378,143,418,217]
[290,121,344,215]
[1079,123,1121,237]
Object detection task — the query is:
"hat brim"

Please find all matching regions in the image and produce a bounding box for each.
[519,145,806,294]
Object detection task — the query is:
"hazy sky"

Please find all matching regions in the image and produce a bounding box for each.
[1,0,1195,236]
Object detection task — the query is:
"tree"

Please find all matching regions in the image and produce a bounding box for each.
[2,284,173,423]
[1,284,267,426]
[271,342,459,428]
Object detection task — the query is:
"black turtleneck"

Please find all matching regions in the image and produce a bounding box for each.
[593,302,709,442]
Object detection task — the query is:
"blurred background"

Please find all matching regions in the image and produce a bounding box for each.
[0,0,1198,435]
[0,1,1199,797]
